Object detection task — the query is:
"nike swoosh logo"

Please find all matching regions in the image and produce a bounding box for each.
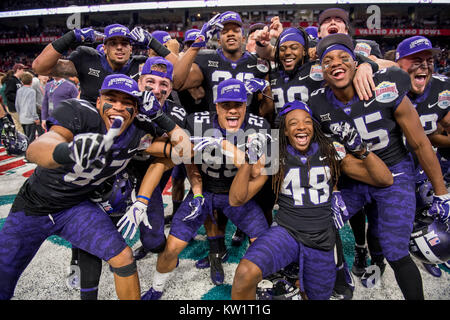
[247,64,257,68]
[364,99,376,107]
[298,75,309,81]
[129,72,140,79]
[128,147,139,154]
[392,172,404,177]
[428,101,439,109]
[319,156,327,161]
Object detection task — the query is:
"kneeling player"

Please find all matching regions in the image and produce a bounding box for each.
[230,101,393,300]
[141,78,270,299]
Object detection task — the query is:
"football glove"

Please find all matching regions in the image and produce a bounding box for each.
[73,27,105,43]
[191,13,223,48]
[245,132,271,164]
[182,194,205,221]
[428,193,450,231]
[68,116,123,169]
[129,26,152,48]
[330,121,366,153]
[244,78,269,94]
[117,200,151,241]
[331,191,349,230]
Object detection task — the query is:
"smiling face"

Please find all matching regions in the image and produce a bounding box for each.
[284,109,314,153]
[97,90,138,134]
[278,40,306,71]
[218,23,244,55]
[397,50,434,95]
[318,16,348,38]
[104,36,132,69]
[216,101,246,132]
[138,72,172,106]
[321,49,357,90]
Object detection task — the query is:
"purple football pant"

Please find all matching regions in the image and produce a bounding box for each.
[340,155,416,261]
[170,191,269,242]
[139,184,165,251]
[171,164,187,180]
[0,200,128,300]
[243,225,336,300]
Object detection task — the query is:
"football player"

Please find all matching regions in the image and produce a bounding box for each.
[32,23,177,106]
[0,74,186,300]
[229,101,393,300]
[309,34,450,300]
[140,78,271,300]
[396,36,450,277]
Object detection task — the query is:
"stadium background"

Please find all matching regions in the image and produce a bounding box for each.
[0,0,449,300]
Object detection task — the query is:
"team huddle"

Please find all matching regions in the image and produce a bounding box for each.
[0,7,449,301]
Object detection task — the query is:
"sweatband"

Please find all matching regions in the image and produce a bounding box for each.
[320,44,356,62]
[193,194,204,199]
[53,142,74,165]
[279,28,305,47]
[137,195,150,202]
[149,38,171,58]
[52,31,77,54]
[110,260,137,277]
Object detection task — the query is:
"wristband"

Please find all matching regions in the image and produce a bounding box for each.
[193,194,204,199]
[149,38,171,58]
[255,41,268,48]
[353,148,370,160]
[52,142,74,165]
[136,195,150,202]
[153,112,176,132]
[52,31,77,54]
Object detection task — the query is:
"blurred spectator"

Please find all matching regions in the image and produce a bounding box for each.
[41,76,78,131]
[32,74,48,136]
[15,71,40,142]
[4,63,26,133]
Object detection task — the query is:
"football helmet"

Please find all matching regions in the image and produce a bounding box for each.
[1,120,29,156]
[90,170,136,216]
[409,212,450,264]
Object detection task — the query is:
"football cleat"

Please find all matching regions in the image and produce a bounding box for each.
[66,264,81,290]
[231,228,246,247]
[352,246,369,277]
[195,250,228,269]
[331,262,354,300]
[133,246,150,261]
[422,263,442,277]
[209,253,225,285]
[272,279,302,300]
[444,260,450,269]
[256,279,274,300]
[141,287,163,300]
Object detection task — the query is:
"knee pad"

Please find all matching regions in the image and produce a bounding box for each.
[110,259,137,277]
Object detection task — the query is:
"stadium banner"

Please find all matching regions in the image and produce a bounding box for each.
[0,36,60,45]
[354,28,450,36]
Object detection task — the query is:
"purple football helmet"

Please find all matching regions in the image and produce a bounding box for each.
[1,127,29,157]
[90,170,136,216]
[409,213,450,264]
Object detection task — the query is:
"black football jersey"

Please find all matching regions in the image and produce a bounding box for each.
[68,46,147,105]
[186,110,270,193]
[269,60,325,115]
[194,49,269,113]
[12,98,155,216]
[310,67,412,167]
[408,74,450,135]
[275,143,335,233]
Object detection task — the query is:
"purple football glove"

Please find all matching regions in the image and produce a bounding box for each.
[244,78,269,94]
[191,13,223,48]
[130,26,152,48]
[74,27,105,43]
[183,194,205,221]
[330,121,366,153]
[331,191,349,230]
[139,90,162,120]
[428,193,450,231]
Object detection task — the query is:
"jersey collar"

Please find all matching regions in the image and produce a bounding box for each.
[216,48,251,69]
[100,55,133,75]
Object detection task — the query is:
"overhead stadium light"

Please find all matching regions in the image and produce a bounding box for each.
[0,0,449,18]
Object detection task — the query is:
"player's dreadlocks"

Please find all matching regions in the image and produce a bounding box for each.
[272,114,341,203]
